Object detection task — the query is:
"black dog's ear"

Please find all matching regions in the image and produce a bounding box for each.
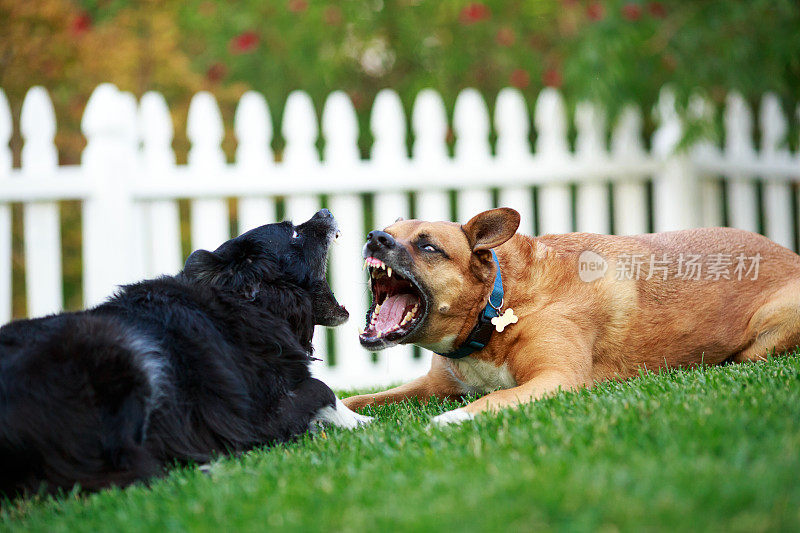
[183,249,223,282]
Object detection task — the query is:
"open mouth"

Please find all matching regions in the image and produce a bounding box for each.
[359,256,428,349]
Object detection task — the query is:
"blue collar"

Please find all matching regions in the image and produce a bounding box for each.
[435,250,504,359]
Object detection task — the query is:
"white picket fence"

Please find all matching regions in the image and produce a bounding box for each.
[1,83,799,388]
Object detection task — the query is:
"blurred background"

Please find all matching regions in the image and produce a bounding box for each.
[4,1,799,163]
[1,0,799,323]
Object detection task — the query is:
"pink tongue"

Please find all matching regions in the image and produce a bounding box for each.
[375,293,416,331]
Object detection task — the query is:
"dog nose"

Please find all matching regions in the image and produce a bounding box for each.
[314,208,333,219]
[366,231,395,252]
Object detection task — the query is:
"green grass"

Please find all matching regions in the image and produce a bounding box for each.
[3,354,800,532]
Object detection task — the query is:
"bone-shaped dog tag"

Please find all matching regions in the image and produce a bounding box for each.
[491,308,518,333]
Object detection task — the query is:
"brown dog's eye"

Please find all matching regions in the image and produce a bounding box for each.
[421,244,438,253]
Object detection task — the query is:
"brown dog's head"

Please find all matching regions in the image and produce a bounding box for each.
[359,208,520,352]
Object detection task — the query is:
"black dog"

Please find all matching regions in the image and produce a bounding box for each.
[0,209,370,497]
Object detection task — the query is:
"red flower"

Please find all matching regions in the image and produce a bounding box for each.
[459,3,491,25]
[495,27,516,47]
[324,5,343,26]
[70,12,91,36]
[230,31,259,54]
[288,0,308,13]
[586,2,604,21]
[206,63,228,83]
[509,69,530,89]
[621,3,642,21]
[542,67,562,88]
[648,2,666,18]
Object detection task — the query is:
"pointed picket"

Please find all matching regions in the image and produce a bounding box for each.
[688,93,724,228]
[187,92,229,251]
[235,91,276,232]
[82,84,138,307]
[412,89,451,222]
[322,91,370,383]
[115,91,151,284]
[495,88,534,234]
[280,91,327,370]
[797,102,800,253]
[575,102,609,234]
[371,89,410,228]
[652,88,700,231]
[282,90,321,223]
[535,88,572,234]
[21,87,63,316]
[724,92,758,233]
[0,90,11,323]
[610,106,649,235]
[139,91,182,276]
[453,88,493,220]
[368,89,424,382]
[409,89,452,369]
[759,93,793,249]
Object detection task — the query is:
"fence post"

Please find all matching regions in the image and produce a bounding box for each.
[280,90,327,370]
[535,88,572,234]
[453,88,493,219]
[369,89,427,382]
[652,88,701,231]
[321,91,366,386]
[759,93,793,250]
[235,91,276,232]
[687,94,724,228]
[282,90,322,222]
[81,84,137,307]
[21,87,63,316]
[412,89,451,222]
[0,90,11,323]
[371,89,410,228]
[723,92,758,232]
[139,91,183,276]
[575,102,609,234]
[611,106,649,235]
[495,87,535,234]
[187,92,230,251]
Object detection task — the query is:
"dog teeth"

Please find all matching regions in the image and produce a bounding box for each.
[387,267,392,277]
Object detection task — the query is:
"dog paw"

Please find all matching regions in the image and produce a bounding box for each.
[341,395,371,412]
[431,408,475,426]
[314,398,374,430]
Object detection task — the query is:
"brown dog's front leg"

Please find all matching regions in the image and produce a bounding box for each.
[343,358,465,411]
[430,369,590,425]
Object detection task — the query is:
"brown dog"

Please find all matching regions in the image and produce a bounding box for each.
[344,208,800,424]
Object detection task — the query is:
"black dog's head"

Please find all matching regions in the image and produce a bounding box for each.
[181,209,348,327]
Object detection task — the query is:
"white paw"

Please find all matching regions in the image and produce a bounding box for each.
[431,408,475,426]
[313,398,374,430]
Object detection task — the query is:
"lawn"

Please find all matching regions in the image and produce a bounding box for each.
[3,354,800,532]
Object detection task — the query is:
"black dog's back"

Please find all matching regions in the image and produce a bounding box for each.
[0,314,161,494]
[0,211,366,498]
[0,278,334,497]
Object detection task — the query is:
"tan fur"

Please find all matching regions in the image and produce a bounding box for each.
[344,209,800,417]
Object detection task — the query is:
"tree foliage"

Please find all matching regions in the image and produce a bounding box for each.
[1,0,799,162]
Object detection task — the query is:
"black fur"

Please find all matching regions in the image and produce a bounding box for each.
[0,209,348,497]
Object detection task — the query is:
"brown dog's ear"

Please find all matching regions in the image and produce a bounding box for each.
[462,208,520,253]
